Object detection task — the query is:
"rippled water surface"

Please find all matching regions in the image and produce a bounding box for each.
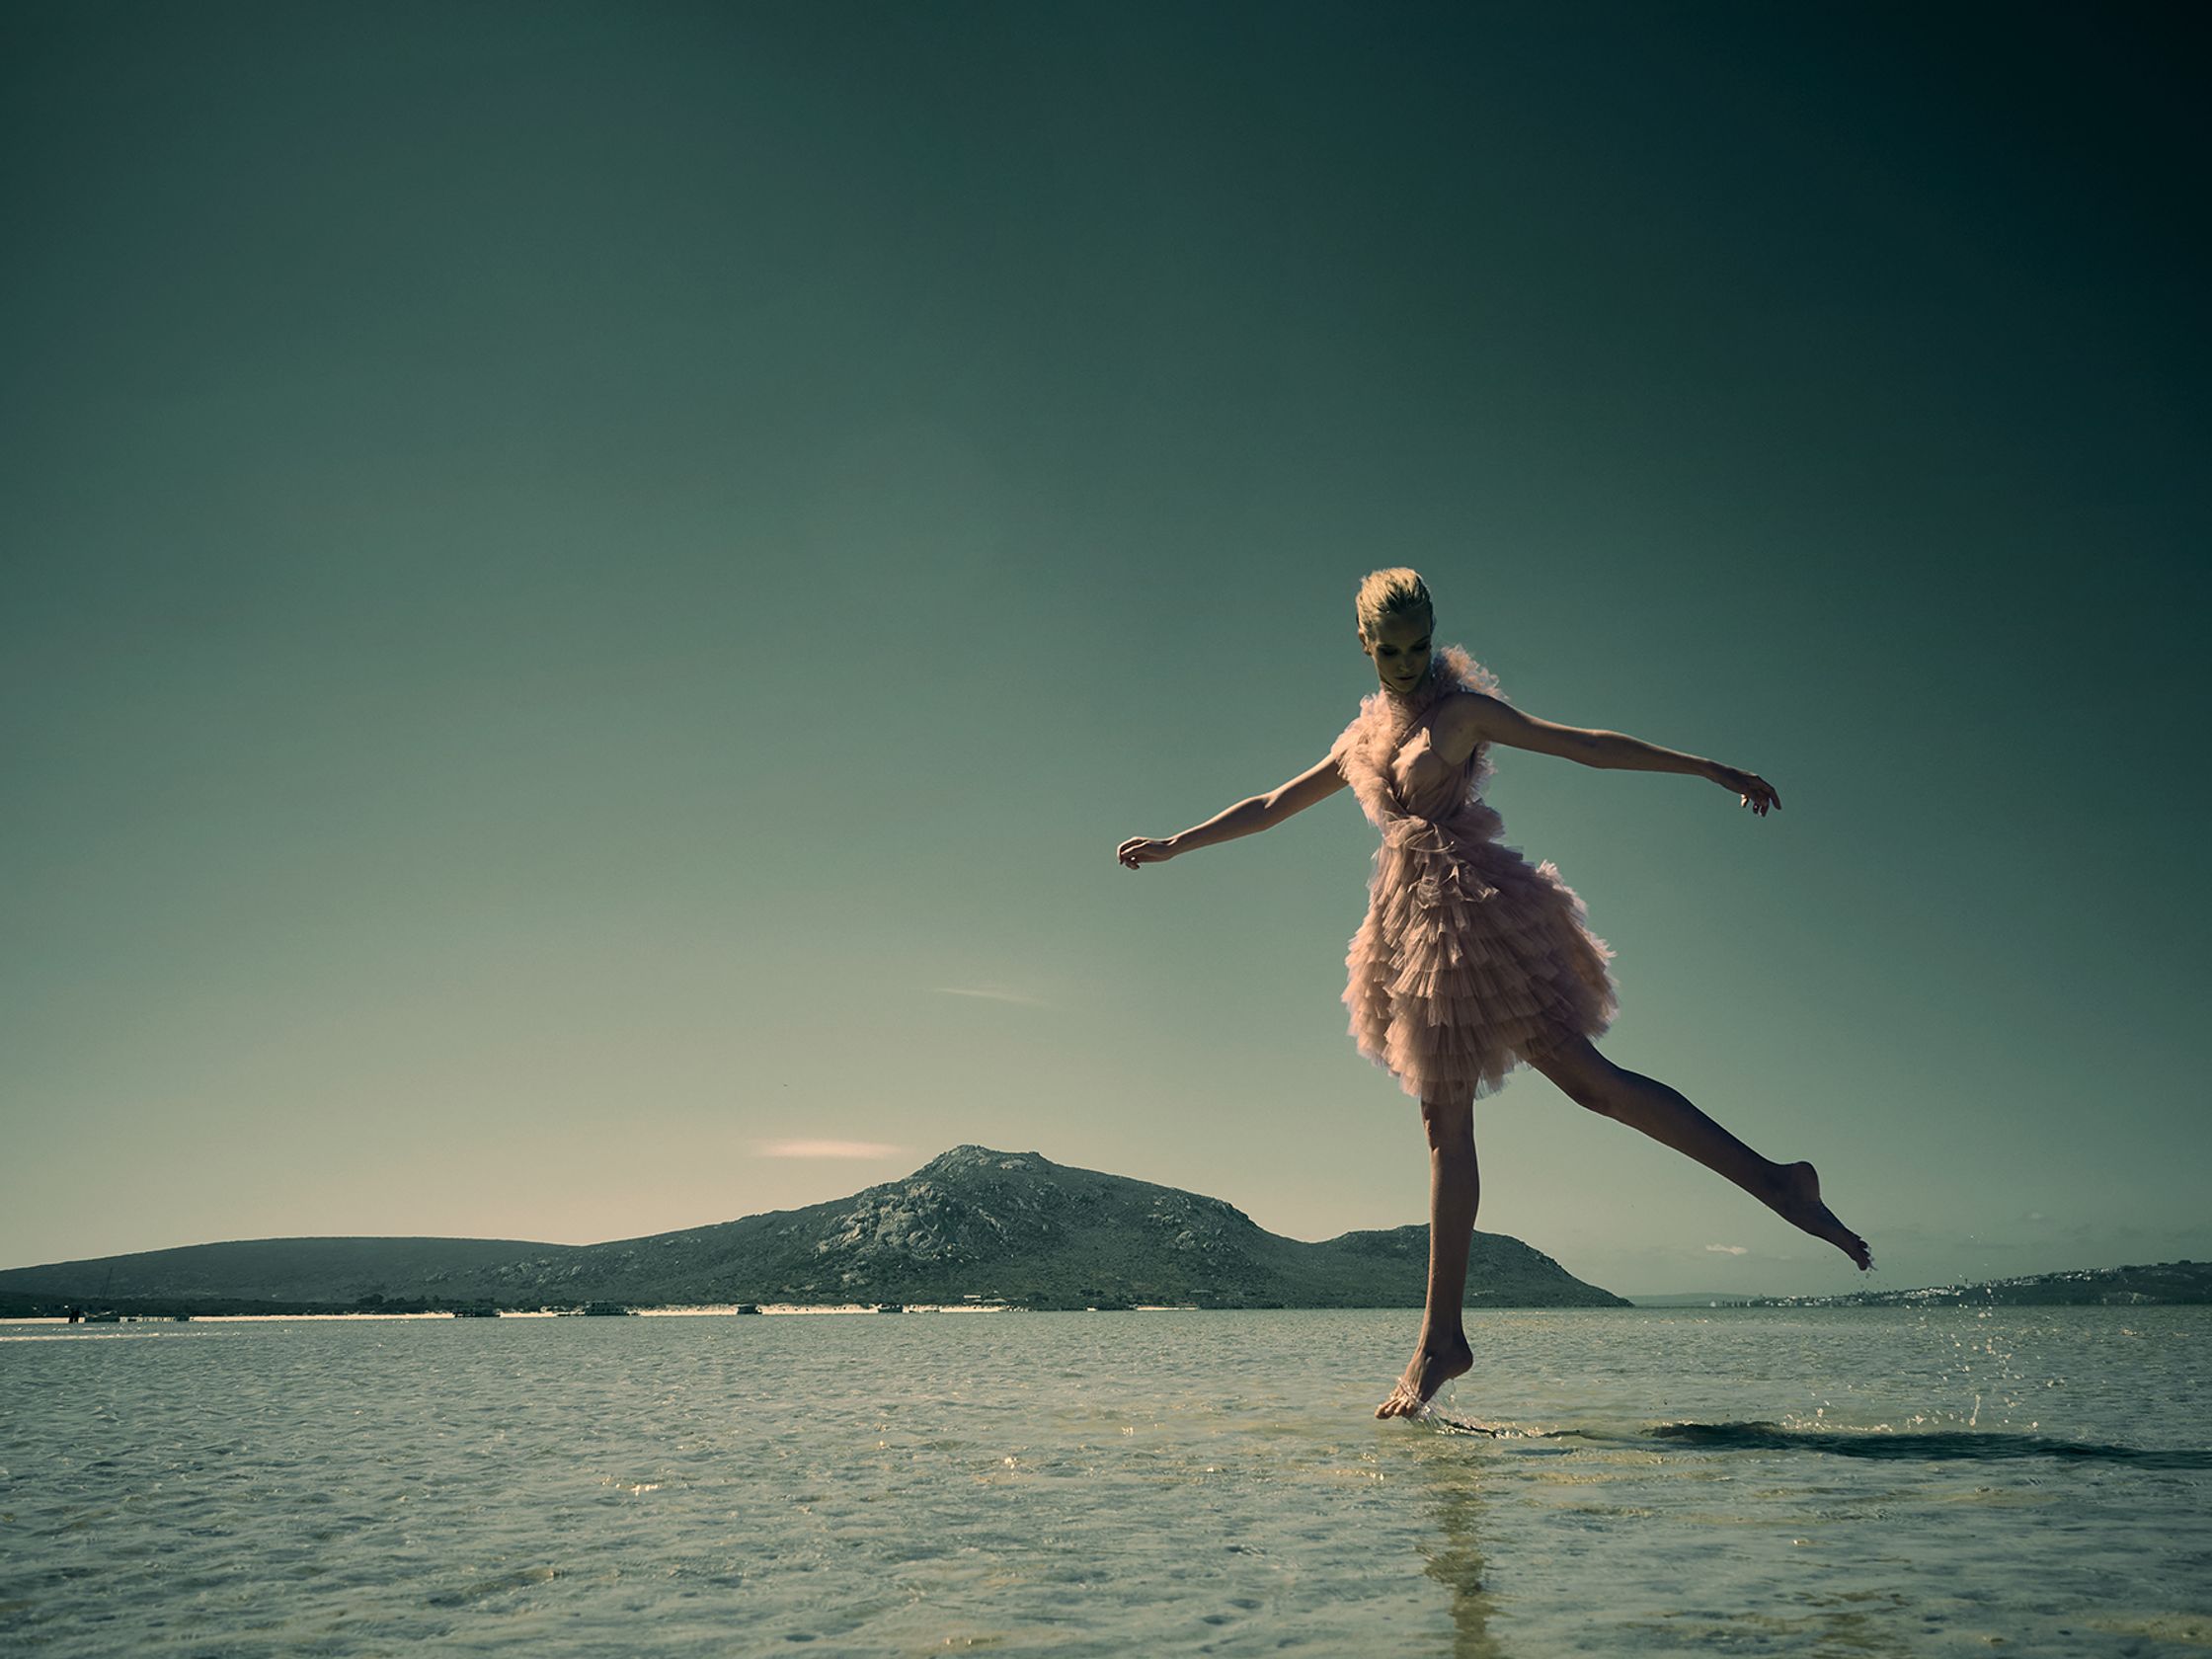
[4,1307,2208,1656]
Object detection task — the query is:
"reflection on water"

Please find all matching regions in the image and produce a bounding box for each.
[1641,1419,2212,1467]
[1416,1459,1504,1659]
[1437,1411,2212,1468]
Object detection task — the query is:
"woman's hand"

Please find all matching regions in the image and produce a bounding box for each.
[1707,763,1780,817]
[1117,836,1177,869]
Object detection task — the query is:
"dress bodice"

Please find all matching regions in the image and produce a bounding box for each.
[1331,644,1507,844]
[1387,719,1476,820]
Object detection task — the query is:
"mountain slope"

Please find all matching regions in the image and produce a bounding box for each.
[0,1145,1626,1310]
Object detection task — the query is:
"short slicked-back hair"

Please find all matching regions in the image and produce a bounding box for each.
[1354,567,1433,641]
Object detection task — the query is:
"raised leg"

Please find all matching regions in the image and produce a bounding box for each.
[1525,1035,1871,1270]
[1377,1092,1480,1418]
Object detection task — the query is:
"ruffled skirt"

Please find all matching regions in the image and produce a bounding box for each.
[1343,818,1617,1102]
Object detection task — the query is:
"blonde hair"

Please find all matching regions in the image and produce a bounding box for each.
[1354,567,1433,641]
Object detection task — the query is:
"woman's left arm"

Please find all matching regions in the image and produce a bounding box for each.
[1436,693,1780,815]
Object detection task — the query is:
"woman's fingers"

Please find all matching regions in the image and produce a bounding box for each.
[1728,771,1779,817]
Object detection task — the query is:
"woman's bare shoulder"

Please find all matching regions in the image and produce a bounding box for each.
[1433,688,1512,746]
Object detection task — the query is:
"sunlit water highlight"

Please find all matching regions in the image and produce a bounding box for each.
[4,1307,2207,1655]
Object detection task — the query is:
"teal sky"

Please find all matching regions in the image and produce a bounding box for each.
[5,2,2205,1297]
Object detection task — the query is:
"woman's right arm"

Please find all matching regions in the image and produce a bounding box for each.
[1118,753,1347,868]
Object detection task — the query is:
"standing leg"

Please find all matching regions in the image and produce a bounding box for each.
[1526,1035,1871,1269]
[1377,1092,1480,1418]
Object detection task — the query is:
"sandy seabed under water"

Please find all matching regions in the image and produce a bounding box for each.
[3,1306,2208,1657]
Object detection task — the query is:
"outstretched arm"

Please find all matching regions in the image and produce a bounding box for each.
[1439,693,1780,815]
[1118,752,1348,868]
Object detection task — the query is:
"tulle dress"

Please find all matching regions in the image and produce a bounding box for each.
[1332,644,1618,1102]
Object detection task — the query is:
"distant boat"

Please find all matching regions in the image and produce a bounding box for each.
[450,1307,500,1318]
[871,1303,905,1313]
[83,1310,120,1323]
[734,1304,761,1315]
[580,1303,631,1316]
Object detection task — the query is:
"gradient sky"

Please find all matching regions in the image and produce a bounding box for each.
[5,1,2205,1298]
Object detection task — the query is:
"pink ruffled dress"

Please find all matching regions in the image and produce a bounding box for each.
[1333,644,1618,1102]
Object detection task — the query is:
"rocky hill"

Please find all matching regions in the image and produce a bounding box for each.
[0,1145,1625,1313]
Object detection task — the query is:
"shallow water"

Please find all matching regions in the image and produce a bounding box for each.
[3,1307,2208,1656]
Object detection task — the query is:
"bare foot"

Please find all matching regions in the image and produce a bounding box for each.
[1767,1160,1872,1270]
[1376,1332,1473,1419]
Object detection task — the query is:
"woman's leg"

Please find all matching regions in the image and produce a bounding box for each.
[1525,1035,1871,1269]
[1377,1091,1480,1418]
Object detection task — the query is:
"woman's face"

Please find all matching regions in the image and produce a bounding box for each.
[1362,610,1433,694]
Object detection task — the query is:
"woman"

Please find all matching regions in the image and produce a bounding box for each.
[1117,568,1869,1420]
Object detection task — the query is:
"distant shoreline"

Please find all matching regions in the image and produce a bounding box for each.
[8,1148,2202,1317]
[10,1275,2211,1327]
